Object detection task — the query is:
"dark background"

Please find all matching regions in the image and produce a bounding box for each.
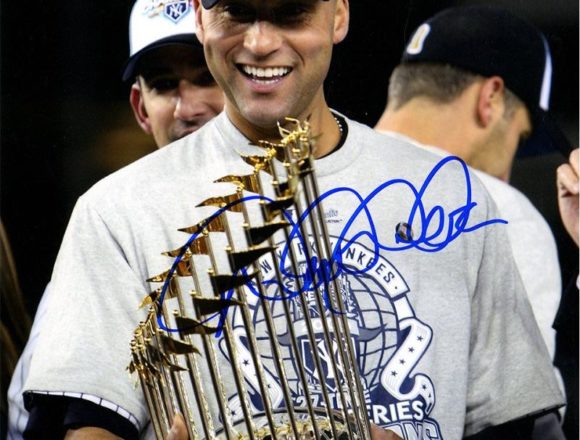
[1,0,578,317]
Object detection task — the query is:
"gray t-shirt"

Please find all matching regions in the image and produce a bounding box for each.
[24,113,563,439]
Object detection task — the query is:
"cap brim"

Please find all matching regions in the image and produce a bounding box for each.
[201,0,329,8]
[122,34,203,82]
[517,110,574,158]
[201,0,220,8]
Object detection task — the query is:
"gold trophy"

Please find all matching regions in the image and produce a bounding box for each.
[129,119,371,440]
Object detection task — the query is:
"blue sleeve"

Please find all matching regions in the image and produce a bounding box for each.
[23,393,139,440]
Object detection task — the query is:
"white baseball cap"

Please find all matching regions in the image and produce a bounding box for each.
[123,0,202,81]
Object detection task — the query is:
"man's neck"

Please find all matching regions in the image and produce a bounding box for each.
[375,99,475,162]
[225,104,341,159]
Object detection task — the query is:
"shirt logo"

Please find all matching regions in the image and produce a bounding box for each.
[223,236,443,438]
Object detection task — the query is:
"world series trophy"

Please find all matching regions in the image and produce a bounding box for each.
[128,119,373,440]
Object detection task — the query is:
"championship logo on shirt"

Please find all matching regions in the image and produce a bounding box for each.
[222,236,443,439]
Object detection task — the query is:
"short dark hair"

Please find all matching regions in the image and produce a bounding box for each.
[388,63,522,118]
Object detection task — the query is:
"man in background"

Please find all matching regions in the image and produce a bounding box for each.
[6,0,224,437]
[374,5,567,437]
[124,0,224,147]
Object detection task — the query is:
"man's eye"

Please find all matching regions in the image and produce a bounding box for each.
[148,79,178,92]
[194,70,217,87]
[222,4,255,22]
[274,4,312,25]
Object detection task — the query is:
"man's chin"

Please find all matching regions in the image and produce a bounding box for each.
[171,127,200,143]
[245,108,299,132]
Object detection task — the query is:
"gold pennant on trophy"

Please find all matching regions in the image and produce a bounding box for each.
[240,154,274,175]
[178,212,227,235]
[146,259,192,283]
[196,193,244,213]
[163,235,210,258]
[214,174,262,194]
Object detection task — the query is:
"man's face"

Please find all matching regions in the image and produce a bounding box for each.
[194,0,348,136]
[478,102,532,181]
[131,45,224,147]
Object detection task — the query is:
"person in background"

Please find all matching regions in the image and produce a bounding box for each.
[375,2,564,409]
[553,148,579,439]
[124,0,224,147]
[6,1,224,437]
[1,221,31,439]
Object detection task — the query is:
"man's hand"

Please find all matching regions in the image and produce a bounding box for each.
[63,415,188,440]
[371,423,404,440]
[64,427,122,439]
[167,413,188,440]
[557,148,579,246]
[165,417,402,440]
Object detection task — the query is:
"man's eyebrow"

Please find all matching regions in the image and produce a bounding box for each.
[269,0,319,5]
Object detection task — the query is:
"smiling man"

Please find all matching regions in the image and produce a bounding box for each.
[22,1,563,439]
[198,0,347,156]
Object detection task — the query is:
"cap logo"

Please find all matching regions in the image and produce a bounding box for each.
[164,0,191,23]
[406,23,430,55]
[141,0,191,22]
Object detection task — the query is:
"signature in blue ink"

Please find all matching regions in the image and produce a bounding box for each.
[157,155,505,333]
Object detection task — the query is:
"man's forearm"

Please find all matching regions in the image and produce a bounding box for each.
[65,427,123,439]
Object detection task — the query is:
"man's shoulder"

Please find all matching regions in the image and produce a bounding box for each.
[83,117,227,206]
[474,171,547,223]
[355,124,490,192]
[365,125,463,169]
[83,137,187,204]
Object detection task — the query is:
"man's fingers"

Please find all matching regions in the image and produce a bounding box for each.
[370,423,404,440]
[557,164,579,195]
[557,149,579,196]
[167,413,188,440]
[569,148,579,174]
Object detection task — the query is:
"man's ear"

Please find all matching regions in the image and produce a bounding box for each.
[129,81,153,135]
[333,0,350,44]
[193,0,205,43]
[476,76,505,128]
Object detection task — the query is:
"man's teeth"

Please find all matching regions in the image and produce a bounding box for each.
[242,65,290,79]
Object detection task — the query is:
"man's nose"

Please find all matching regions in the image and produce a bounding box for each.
[243,21,283,57]
[173,81,208,121]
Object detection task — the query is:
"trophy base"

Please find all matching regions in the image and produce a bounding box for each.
[219,407,359,440]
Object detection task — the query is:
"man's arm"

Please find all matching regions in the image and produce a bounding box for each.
[24,395,138,440]
[65,427,123,439]
[124,416,404,440]
[63,414,185,440]
[22,196,152,439]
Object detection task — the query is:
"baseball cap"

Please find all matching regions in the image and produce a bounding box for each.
[402,5,572,156]
[123,0,201,81]
[201,0,329,9]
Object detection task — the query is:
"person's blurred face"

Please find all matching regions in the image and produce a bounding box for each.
[194,0,349,138]
[130,45,224,147]
[478,102,532,181]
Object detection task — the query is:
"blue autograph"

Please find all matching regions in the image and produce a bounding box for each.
[156,156,506,333]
